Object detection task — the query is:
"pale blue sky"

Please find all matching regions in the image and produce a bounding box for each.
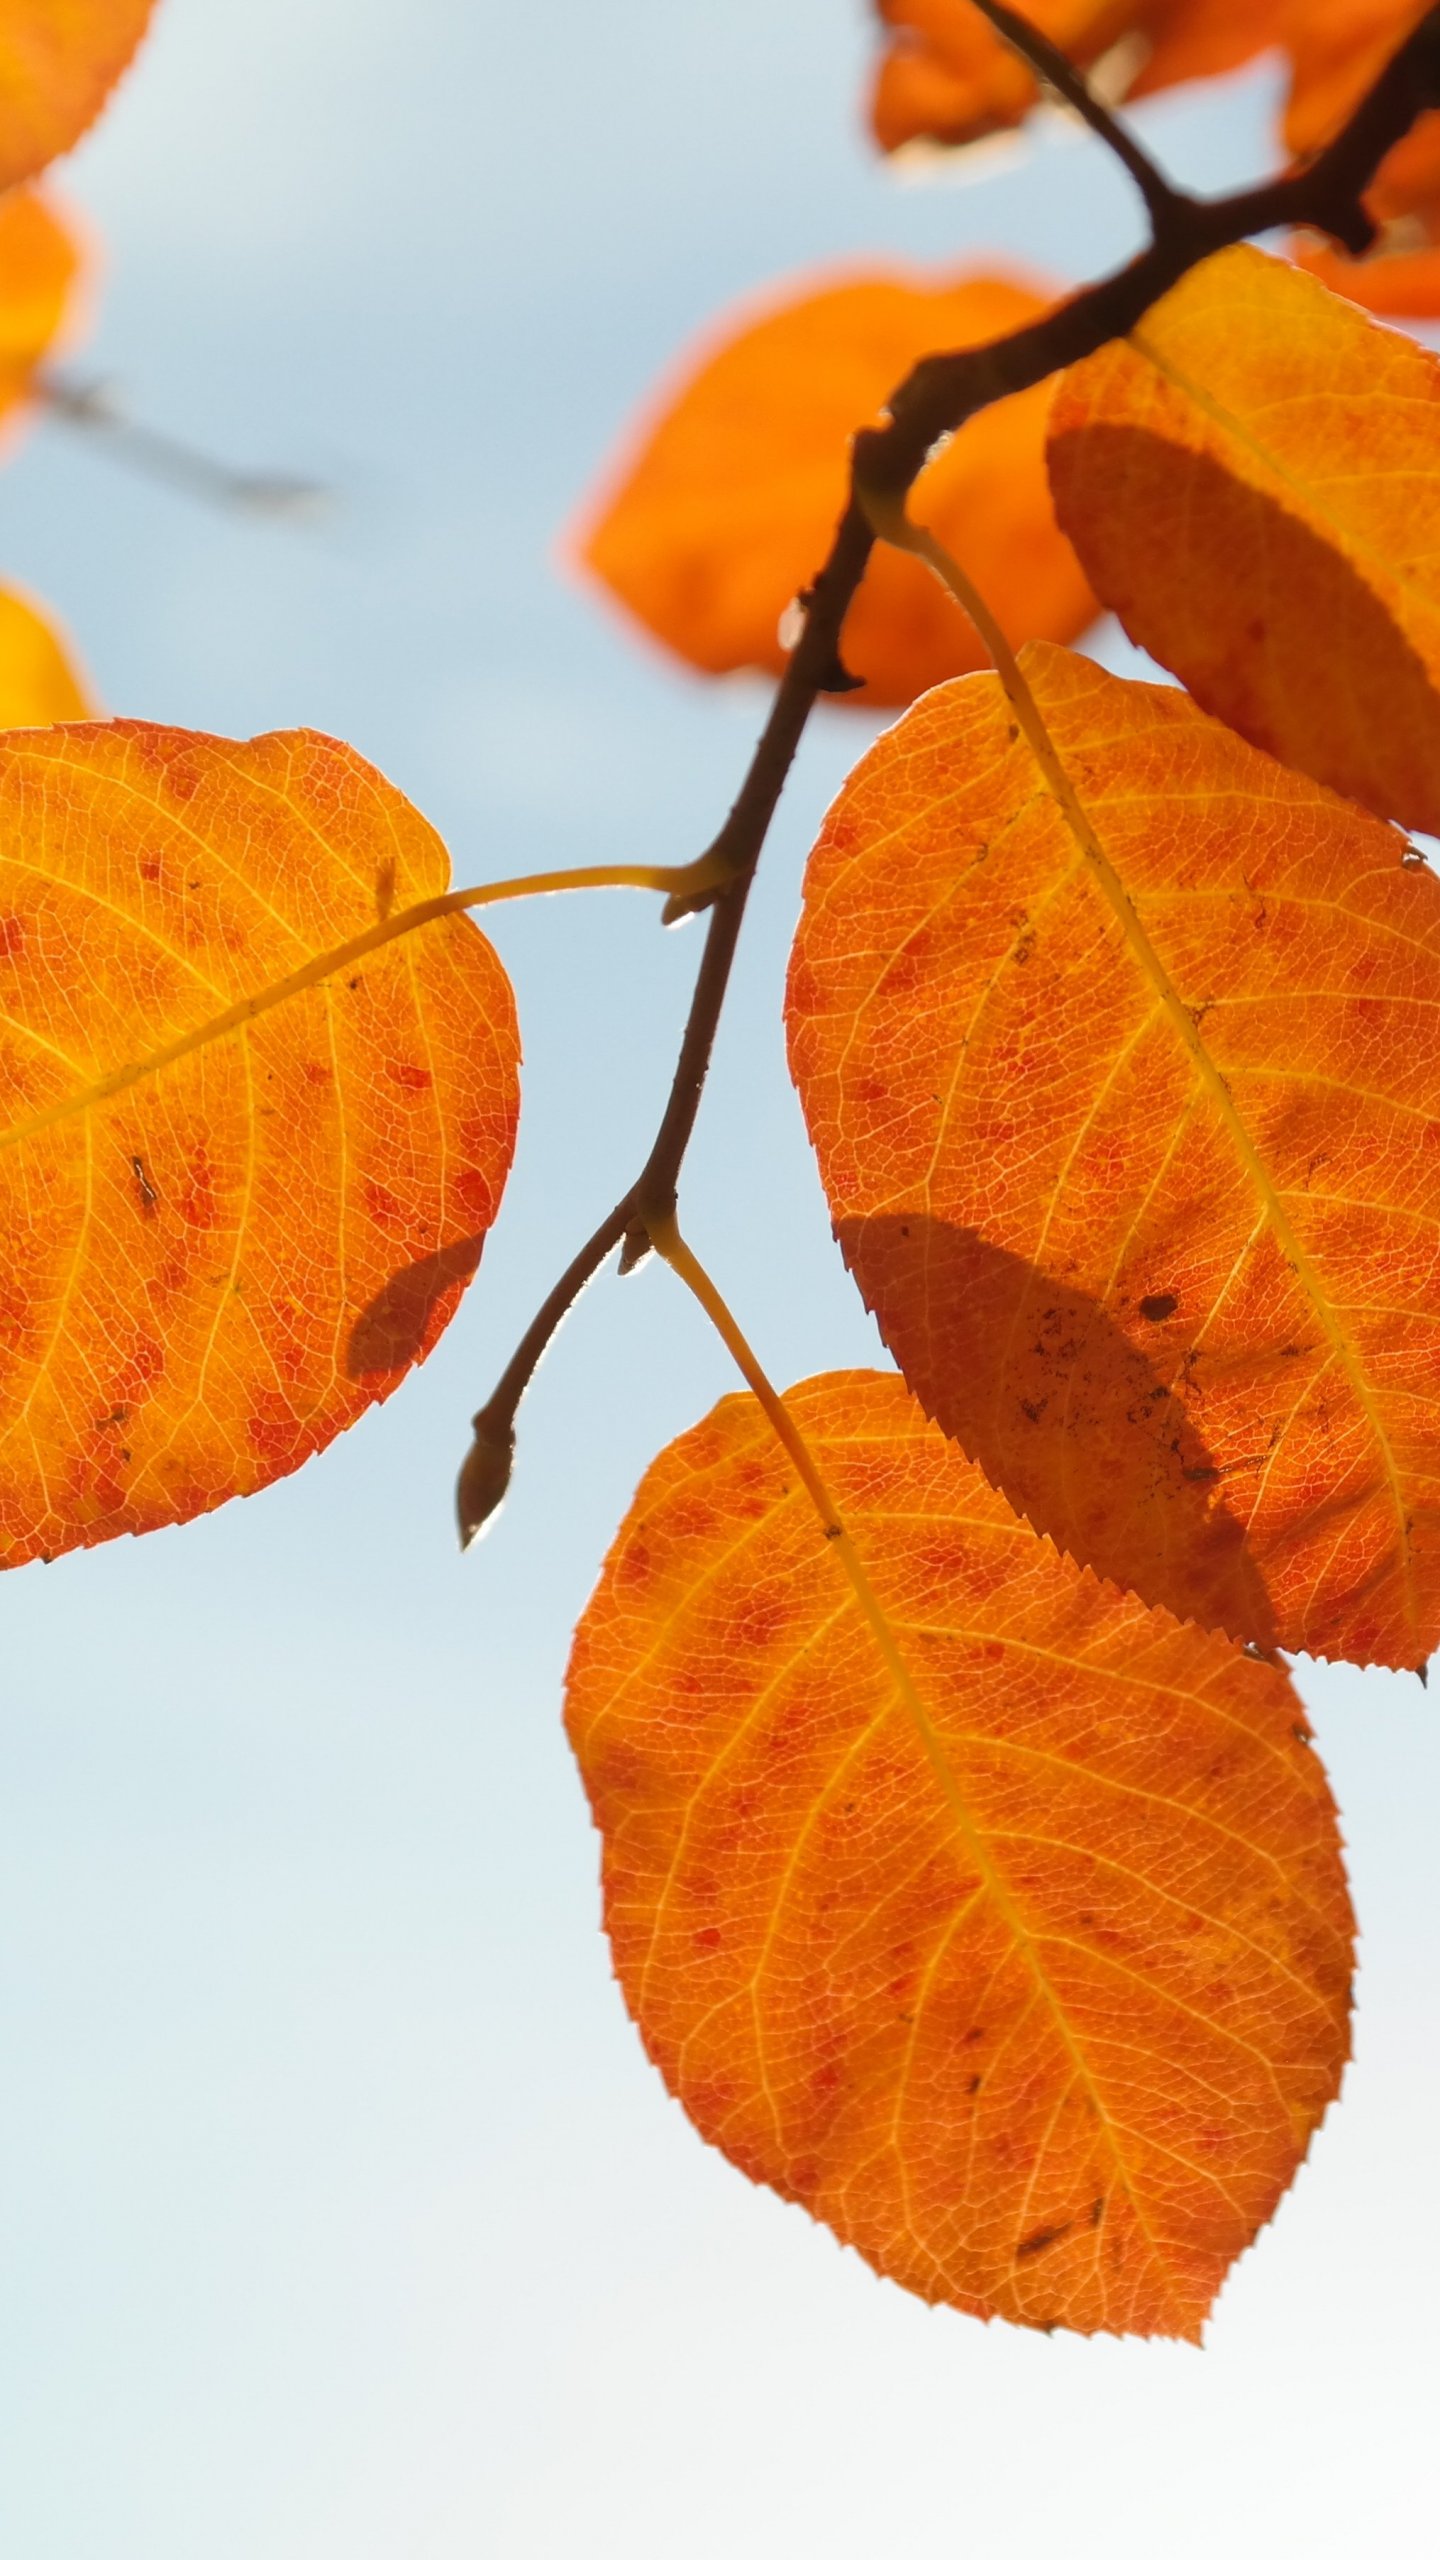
[0,5,1436,2554]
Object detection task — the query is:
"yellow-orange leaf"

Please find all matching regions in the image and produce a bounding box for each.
[870,1,1286,155]
[0,0,154,191]
[0,582,93,724]
[575,266,1095,709]
[566,1369,1352,2339]
[0,723,519,1564]
[786,645,1440,1668]
[1048,244,1440,835]
[0,184,84,439]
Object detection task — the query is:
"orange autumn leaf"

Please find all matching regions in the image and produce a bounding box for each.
[786,645,1440,1669]
[0,0,155,192]
[1047,244,1440,836]
[0,722,519,1565]
[1284,0,1429,142]
[0,583,93,723]
[0,184,84,441]
[575,265,1095,709]
[566,1368,1353,2339]
[1290,231,1440,316]
[1275,7,1440,316]
[1127,0,1293,96]
[869,1,1287,155]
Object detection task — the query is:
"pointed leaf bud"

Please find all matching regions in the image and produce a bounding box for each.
[457,1413,515,1550]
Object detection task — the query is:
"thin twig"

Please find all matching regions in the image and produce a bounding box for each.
[39,371,327,519]
[459,3,1440,1533]
[966,0,1184,235]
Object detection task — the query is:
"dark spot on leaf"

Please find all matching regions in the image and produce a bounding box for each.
[1016,2219,1072,2262]
[1138,1292,1178,1322]
[1090,2195,1106,2227]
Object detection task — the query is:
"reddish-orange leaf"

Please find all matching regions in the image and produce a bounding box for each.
[869,2,1286,156]
[0,0,155,191]
[0,582,93,724]
[1048,244,1440,835]
[786,644,1440,1668]
[566,1368,1353,2339]
[0,723,519,1565]
[574,265,1095,709]
[0,185,84,442]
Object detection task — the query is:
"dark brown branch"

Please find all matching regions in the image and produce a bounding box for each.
[459,2,1440,1539]
[966,0,1185,235]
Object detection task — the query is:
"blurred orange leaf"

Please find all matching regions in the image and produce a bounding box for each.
[566,1368,1352,2338]
[0,582,93,723]
[0,0,155,191]
[1283,2,1437,233]
[1048,245,1440,834]
[786,645,1440,1668]
[0,184,84,442]
[575,265,1095,709]
[870,1,1287,155]
[0,722,519,1565]
[1291,230,1440,315]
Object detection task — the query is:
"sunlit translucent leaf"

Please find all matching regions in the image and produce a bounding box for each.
[0,0,154,191]
[0,583,93,724]
[0,185,84,444]
[1048,245,1440,835]
[566,1369,1352,2340]
[575,265,1095,709]
[0,722,519,1564]
[787,645,1440,1668]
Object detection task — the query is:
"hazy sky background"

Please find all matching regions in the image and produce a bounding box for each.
[1,4,1436,2553]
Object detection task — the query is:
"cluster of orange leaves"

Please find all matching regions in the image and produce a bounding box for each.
[5,0,1440,2344]
[873,1,1440,304]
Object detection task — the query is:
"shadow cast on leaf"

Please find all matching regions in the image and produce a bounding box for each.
[1050,419,1440,832]
[836,1215,1279,1651]
[345,1234,489,1379]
